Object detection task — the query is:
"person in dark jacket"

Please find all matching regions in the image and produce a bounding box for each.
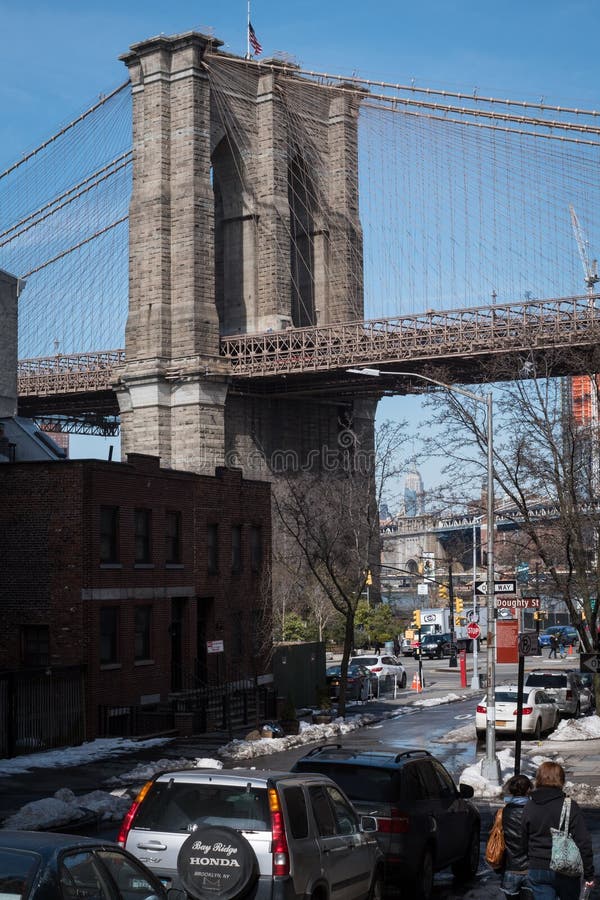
[499,774,532,898]
[521,761,594,900]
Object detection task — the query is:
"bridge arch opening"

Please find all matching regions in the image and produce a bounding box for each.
[288,153,316,327]
[212,137,256,336]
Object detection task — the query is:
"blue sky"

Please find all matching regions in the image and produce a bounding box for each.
[2,0,599,489]
[2,0,600,167]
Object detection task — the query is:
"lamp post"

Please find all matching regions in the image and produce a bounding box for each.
[347,367,501,784]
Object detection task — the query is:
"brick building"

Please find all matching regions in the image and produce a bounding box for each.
[0,454,271,745]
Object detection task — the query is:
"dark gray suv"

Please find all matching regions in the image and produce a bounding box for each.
[293,746,480,900]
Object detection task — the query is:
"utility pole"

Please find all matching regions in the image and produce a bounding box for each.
[448,559,458,667]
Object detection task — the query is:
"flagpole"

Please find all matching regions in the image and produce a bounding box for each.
[246,0,251,59]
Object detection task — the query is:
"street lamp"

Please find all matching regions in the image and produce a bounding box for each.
[347,366,501,784]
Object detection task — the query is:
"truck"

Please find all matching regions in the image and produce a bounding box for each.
[414,605,488,642]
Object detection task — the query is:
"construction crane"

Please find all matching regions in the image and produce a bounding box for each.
[569,204,599,297]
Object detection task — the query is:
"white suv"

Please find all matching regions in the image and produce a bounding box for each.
[350,654,407,688]
[118,768,383,899]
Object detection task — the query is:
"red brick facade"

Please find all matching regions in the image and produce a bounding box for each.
[0,454,272,739]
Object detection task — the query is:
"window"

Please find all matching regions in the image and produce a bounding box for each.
[283,787,309,839]
[60,850,111,899]
[325,785,358,835]
[309,785,337,836]
[231,525,242,575]
[134,606,152,661]
[166,510,182,564]
[207,524,218,574]
[100,506,119,563]
[100,607,118,664]
[250,525,262,572]
[134,509,152,563]
[21,625,49,667]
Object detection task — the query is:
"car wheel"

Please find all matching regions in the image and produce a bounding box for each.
[400,671,407,689]
[367,868,385,900]
[412,847,434,900]
[476,729,485,742]
[177,825,259,900]
[533,718,542,741]
[452,825,480,881]
[436,647,443,659]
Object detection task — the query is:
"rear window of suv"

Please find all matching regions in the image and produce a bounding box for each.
[132,781,271,832]
[526,674,567,688]
[295,762,398,803]
[351,657,378,667]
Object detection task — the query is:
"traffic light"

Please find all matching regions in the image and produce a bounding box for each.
[439,584,449,601]
[411,610,421,629]
[455,597,464,613]
[454,615,462,626]
[533,611,539,620]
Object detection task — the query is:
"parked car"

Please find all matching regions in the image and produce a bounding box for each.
[538,625,580,649]
[573,671,596,710]
[0,830,168,900]
[418,632,454,659]
[326,663,377,700]
[525,669,588,718]
[120,767,384,899]
[400,637,414,657]
[475,685,559,741]
[293,745,480,900]
[349,654,407,688]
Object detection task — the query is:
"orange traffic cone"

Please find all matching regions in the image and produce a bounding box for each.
[411,672,419,690]
[568,644,573,656]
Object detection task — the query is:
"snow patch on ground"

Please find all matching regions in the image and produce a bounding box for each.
[411,692,470,708]
[1,788,131,831]
[106,757,222,786]
[0,737,172,777]
[546,715,600,741]
[220,714,381,760]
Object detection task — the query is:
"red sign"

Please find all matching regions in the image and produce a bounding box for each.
[496,620,519,664]
[466,622,481,639]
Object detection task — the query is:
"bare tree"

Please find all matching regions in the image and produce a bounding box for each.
[422,355,600,698]
[273,419,408,716]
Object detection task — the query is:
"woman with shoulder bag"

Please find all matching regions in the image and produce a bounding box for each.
[521,762,594,899]
[499,774,533,899]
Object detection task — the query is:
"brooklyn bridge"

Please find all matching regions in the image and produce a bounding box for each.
[3,31,600,470]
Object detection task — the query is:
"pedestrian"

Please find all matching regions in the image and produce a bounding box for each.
[521,761,594,900]
[498,774,533,899]
[549,634,558,659]
[374,640,381,654]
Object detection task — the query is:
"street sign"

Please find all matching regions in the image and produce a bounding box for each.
[207,640,224,654]
[518,631,538,656]
[494,597,541,609]
[580,653,600,673]
[466,622,481,640]
[417,583,429,595]
[516,562,530,583]
[475,580,517,595]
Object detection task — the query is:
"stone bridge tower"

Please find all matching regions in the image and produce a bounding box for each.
[117,31,375,486]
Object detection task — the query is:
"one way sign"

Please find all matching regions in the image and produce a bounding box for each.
[475,580,517,595]
[580,653,600,673]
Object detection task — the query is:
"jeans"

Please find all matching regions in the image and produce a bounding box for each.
[501,870,532,897]
[528,868,581,900]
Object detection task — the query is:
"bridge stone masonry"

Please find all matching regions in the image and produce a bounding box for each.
[115,30,373,479]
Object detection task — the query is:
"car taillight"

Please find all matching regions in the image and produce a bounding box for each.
[377,807,410,833]
[514,707,533,715]
[116,779,154,846]
[371,666,383,672]
[268,787,289,877]
[476,705,487,714]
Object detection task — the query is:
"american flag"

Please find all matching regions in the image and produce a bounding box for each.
[248,22,263,55]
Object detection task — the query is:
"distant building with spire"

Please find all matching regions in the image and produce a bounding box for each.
[404,468,424,516]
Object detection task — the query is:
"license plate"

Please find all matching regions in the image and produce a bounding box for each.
[496,720,508,727]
